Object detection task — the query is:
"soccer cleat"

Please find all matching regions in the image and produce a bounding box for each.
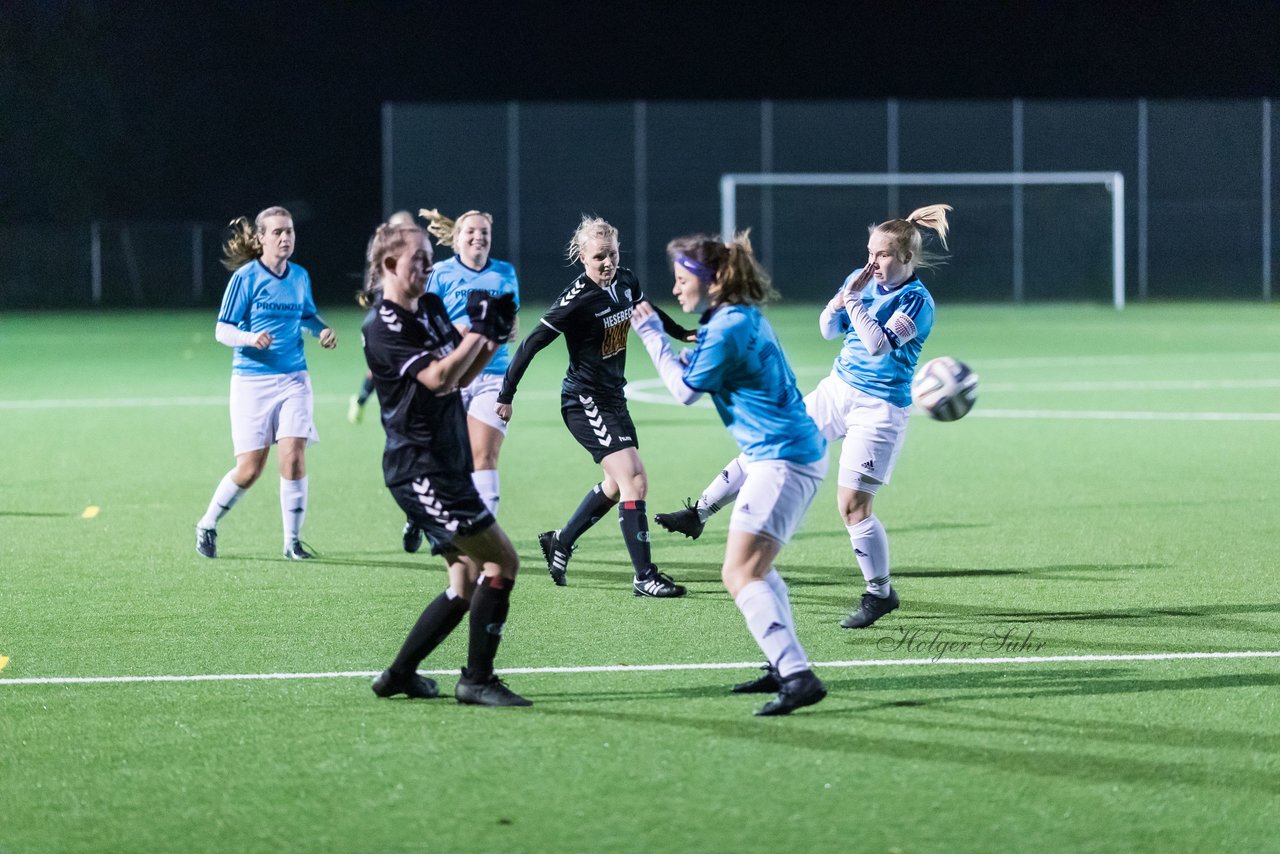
[731,663,781,694]
[283,540,316,560]
[195,526,217,559]
[754,669,827,717]
[654,499,705,540]
[371,668,439,700]
[538,530,573,586]
[402,521,423,554]
[454,671,532,707]
[347,394,364,425]
[633,567,688,598]
[840,587,900,629]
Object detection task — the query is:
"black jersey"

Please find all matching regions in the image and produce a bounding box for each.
[362,294,473,486]
[499,268,644,405]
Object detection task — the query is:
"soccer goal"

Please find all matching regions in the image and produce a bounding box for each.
[720,172,1126,309]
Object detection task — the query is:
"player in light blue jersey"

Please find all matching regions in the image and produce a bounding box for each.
[195,206,337,561]
[632,231,827,716]
[655,205,953,633]
[417,207,520,524]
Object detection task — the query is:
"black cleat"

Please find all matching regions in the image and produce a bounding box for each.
[754,669,827,716]
[402,521,423,554]
[538,530,573,586]
[732,663,781,694]
[454,671,532,707]
[633,567,688,598]
[654,499,705,540]
[283,540,316,560]
[840,587,900,629]
[195,526,217,559]
[371,668,439,699]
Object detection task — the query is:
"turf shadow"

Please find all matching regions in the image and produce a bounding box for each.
[535,669,1280,793]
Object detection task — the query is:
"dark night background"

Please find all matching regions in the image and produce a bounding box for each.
[3,1,1278,297]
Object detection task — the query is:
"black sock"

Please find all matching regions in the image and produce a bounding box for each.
[618,500,654,577]
[389,589,469,675]
[357,375,376,405]
[559,483,618,547]
[466,575,513,681]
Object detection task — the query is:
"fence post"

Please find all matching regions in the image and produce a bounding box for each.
[192,224,203,301]
[90,221,102,305]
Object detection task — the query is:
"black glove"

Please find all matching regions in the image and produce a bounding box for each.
[490,293,517,343]
[466,290,517,343]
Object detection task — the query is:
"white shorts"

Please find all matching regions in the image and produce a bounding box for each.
[804,373,909,491]
[460,373,508,435]
[728,457,827,544]
[229,371,318,455]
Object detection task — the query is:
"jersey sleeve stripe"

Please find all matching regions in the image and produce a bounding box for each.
[398,352,431,377]
[899,293,925,318]
[539,318,562,334]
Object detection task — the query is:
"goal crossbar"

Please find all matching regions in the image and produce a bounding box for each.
[720,172,1126,309]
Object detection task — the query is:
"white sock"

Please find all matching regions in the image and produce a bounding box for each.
[471,469,500,518]
[734,580,809,678]
[281,476,308,545]
[847,514,892,597]
[199,471,246,530]
[697,454,747,521]
[763,568,792,614]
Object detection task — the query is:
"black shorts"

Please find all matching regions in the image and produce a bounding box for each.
[561,392,639,464]
[388,470,494,556]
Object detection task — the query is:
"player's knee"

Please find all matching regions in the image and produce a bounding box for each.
[234,459,265,487]
[720,562,752,595]
[834,491,875,524]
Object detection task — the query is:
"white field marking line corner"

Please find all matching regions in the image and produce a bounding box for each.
[3,650,1279,687]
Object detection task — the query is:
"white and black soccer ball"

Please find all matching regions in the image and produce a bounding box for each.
[911,356,979,422]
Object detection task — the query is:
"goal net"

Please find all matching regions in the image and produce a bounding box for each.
[720,172,1126,309]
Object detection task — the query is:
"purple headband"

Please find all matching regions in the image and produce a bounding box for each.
[675,253,715,282]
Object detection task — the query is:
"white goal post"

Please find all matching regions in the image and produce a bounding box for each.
[720,171,1126,309]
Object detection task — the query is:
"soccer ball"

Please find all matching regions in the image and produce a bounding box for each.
[911,356,979,422]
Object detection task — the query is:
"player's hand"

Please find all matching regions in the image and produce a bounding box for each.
[495,402,513,423]
[630,302,663,337]
[842,266,875,312]
[319,328,337,349]
[251,331,273,350]
[490,293,517,342]
[465,290,492,328]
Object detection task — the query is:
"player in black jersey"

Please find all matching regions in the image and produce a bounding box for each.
[496,216,694,597]
[361,221,527,707]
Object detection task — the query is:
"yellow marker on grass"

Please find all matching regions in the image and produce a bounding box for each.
[0,655,9,672]
[82,506,99,519]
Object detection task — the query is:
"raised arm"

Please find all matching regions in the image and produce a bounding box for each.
[630,303,702,405]
[415,332,492,392]
[654,304,697,342]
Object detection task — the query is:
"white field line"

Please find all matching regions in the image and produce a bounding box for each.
[624,377,1280,421]
[0,392,561,410]
[973,408,1280,422]
[3,650,1279,687]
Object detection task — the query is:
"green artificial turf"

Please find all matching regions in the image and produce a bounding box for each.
[2,303,1278,852]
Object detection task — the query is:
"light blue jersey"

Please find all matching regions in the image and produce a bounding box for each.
[425,256,521,376]
[217,260,327,375]
[682,304,826,464]
[830,270,935,407]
